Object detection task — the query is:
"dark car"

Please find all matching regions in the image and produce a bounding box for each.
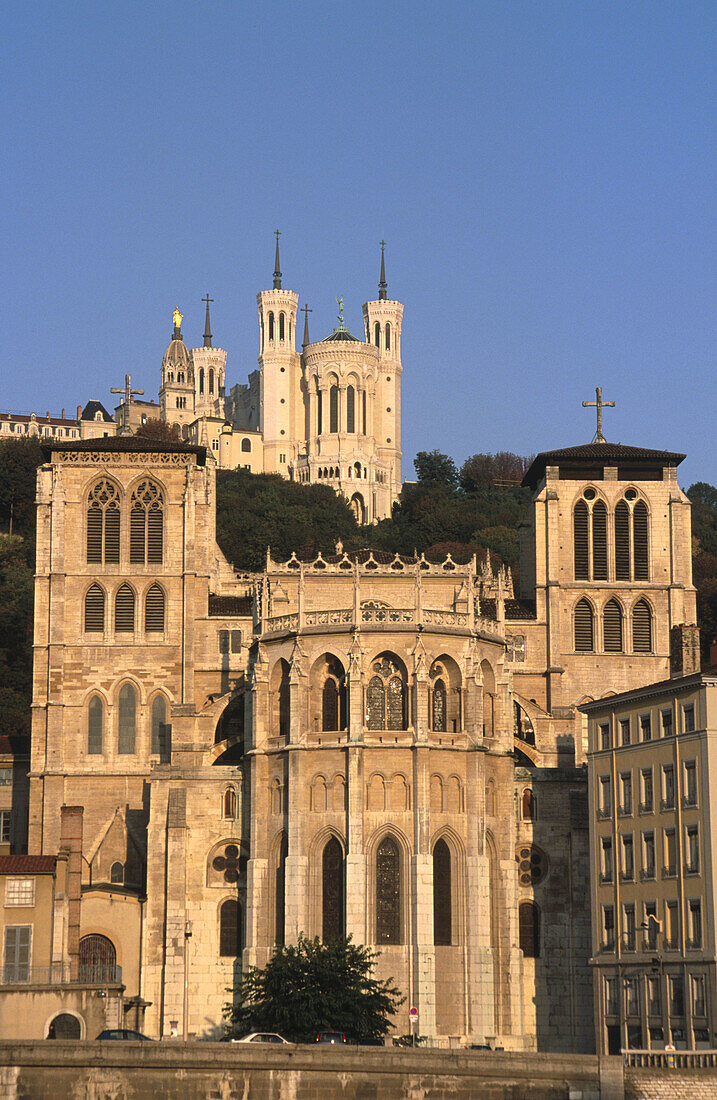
[315,1030,347,1044]
[95,1029,154,1041]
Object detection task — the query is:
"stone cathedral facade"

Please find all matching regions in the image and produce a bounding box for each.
[26,415,697,1047]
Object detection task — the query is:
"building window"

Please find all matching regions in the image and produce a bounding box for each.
[241,437,251,453]
[516,845,547,886]
[685,825,700,873]
[0,812,11,844]
[84,584,105,633]
[268,312,274,341]
[683,704,695,733]
[145,584,165,633]
[3,926,31,982]
[322,836,345,943]
[5,879,34,907]
[688,900,702,948]
[366,655,406,731]
[130,480,164,565]
[692,974,706,1016]
[598,775,611,818]
[87,479,120,564]
[209,368,215,394]
[270,660,291,738]
[329,385,339,433]
[79,934,116,983]
[640,768,653,812]
[647,975,661,1015]
[664,828,677,877]
[574,501,589,579]
[600,836,613,882]
[114,584,135,633]
[599,722,611,750]
[605,976,619,1016]
[640,714,651,741]
[521,788,535,821]
[620,835,634,881]
[231,630,242,653]
[199,368,204,395]
[625,975,639,1015]
[574,599,594,651]
[620,718,631,746]
[376,836,401,944]
[666,900,679,948]
[219,899,242,957]
[151,695,169,760]
[110,862,124,884]
[223,787,237,819]
[346,386,355,433]
[518,901,540,958]
[662,764,675,810]
[118,683,137,754]
[433,838,452,946]
[603,599,623,652]
[619,772,632,815]
[615,500,630,580]
[642,832,655,879]
[603,906,615,951]
[88,695,103,755]
[669,974,685,1017]
[219,630,230,655]
[592,500,607,579]
[633,502,649,579]
[0,769,11,787]
[661,709,673,737]
[632,600,652,652]
[506,635,526,662]
[623,903,636,950]
[431,679,447,732]
[684,760,697,806]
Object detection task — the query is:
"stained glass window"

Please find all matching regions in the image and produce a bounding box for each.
[219,899,242,957]
[367,676,385,730]
[386,677,404,730]
[433,839,451,945]
[322,837,344,942]
[376,837,400,944]
[432,679,447,732]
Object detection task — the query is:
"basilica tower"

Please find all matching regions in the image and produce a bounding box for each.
[362,242,403,487]
[159,309,195,432]
[192,295,227,419]
[256,233,301,475]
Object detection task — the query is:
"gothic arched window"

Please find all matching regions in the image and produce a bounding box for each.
[219,899,242,957]
[385,322,391,351]
[632,599,653,653]
[432,678,447,732]
[279,312,285,341]
[322,836,344,942]
[223,787,237,819]
[519,901,540,958]
[592,500,608,580]
[346,386,356,433]
[114,584,135,633]
[615,500,630,580]
[118,683,137,754]
[573,500,589,580]
[362,390,367,435]
[145,583,165,633]
[603,598,623,652]
[522,788,535,821]
[268,312,274,341]
[633,501,649,579]
[110,861,124,884]
[151,695,169,759]
[88,695,103,755]
[199,368,204,395]
[329,385,339,433]
[87,479,120,564]
[270,660,291,737]
[366,656,406,731]
[130,480,164,565]
[322,680,339,731]
[79,934,116,983]
[374,321,381,347]
[376,836,400,944]
[209,368,215,394]
[433,838,452,946]
[241,437,251,453]
[275,835,287,945]
[84,584,105,633]
[574,598,594,652]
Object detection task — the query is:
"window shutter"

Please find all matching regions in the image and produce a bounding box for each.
[114,585,135,633]
[592,501,608,580]
[574,600,594,651]
[603,599,623,652]
[632,599,652,652]
[145,584,164,633]
[574,502,589,579]
[147,509,163,564]
[615,501,630,580]
[84,585,105,633]
[633,502,649,579]
[130,506,145,564]
[87,506,102,563]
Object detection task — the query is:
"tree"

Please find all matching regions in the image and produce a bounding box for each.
[226,935,404,1043]
[413,450,458,491]
[135,419,181,442]
[459,451,532,492]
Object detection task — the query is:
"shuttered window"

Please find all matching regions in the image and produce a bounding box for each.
[129,481,164,565]
[84,585,105,633]
[604,599,623,652]
[117,684,136,754]
[575,599,594,651]
[114,585,135,633]
[145,584,165,633]
[86,480,120,564]
[615,501,630,580]
[87,696,103,754]
[574,502,589,580]
[633,502,649,580]
[130,506,145,564]
[592,501,608,580]
[633,599,652,653]
[3,926,31,983]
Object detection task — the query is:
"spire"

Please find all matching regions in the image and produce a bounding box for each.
[301,303,312,347]
[273,229,282,290]
[378,239,387,300]
[202,294,213,347]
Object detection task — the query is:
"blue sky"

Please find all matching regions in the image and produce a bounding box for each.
[2,2,715,485]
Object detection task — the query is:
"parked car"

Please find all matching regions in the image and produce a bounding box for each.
[315,1030,347,1044]
[95,1029,154,1041]
[233,1032,291,1044]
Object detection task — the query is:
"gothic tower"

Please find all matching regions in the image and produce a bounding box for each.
[256,233,300,475]
[192,295,227,420]
[159,309,196,432]
[362,242,403,488]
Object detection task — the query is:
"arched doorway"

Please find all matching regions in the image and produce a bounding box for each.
[49,1013,82,1038]
[349,494,365,524]
[79,934,117,983]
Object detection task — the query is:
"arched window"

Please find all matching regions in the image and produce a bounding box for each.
[279,312,285,341]
[362,391,367,435]
[151,695,168,759]
[49,1014,81,1039]
[84,584,105,633]
[615,500,630,580]
[573,500,589,580]
[322,680,339,730]
[110,861,124,884]
[145,584,165,633]
[522,788,535,821]
[432,678,447,732]
[349,494,365,523]
[603,598,623,652]
[118,683,137,754]
[88,696,103,755]
[275,836,287,945]
[223,787,237,819]
[268,312,274,341]
[376,836,400,944]
[270,660,291,737]
[329,385,339,433]
[633,501,649,579]
[241,438,251,453]
[346,386,355,433]
[592,500,607,580]
[575,599,594,652]
[322,836,344,942]
[633,599,652,653]
[433,838,451,946]
[199,368,204,395]
[79,934,116,983]
[219,899,242,957]
[114,584,135,633]
[385,322,391,351]
[209,368,214,394]
[130,480,164,565]
[317,390,323,435]
[374,321,381,347]
[519,901,540,958]
[87,479,120,564]
[366,655,406,731]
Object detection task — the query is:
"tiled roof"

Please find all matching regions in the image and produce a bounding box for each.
[505,598,537,620]
[80,401,114,422]
[522,442,685,488]
[41,438,206,465]
[209,595,253,616]
[0,856,56,874]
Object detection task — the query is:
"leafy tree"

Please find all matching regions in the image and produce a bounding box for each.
[413,450,459,491]
[459,451,532,492]
[0,535,34,736]
[0,436,44,547]
[226,935,404,1043]
[135,419,181,442]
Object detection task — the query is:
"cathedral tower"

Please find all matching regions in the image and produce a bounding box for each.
[192,295,227,420]
[362,243,403,487]
[257,232,300,475]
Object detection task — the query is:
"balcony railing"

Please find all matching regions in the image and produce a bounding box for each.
[625,1050,717,1068]
[0,963,122,987]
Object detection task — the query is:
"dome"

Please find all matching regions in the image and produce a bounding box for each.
[321,326,359,343]
[162,335,192,369]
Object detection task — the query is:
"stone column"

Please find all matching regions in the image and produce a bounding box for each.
[345,745,366,943]
[411,746,436,1036]
[161,789,188,1038]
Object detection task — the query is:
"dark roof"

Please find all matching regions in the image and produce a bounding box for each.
[522,442,685,489]
[321,327,359,343]
[41,438,206,465]
[505,598,537,620]
[209,595,253,617]
[80,401,114,422]
[0,856,56,874]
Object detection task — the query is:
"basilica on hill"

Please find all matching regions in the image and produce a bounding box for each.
[0,244,700,1052]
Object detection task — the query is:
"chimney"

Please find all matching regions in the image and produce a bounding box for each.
[60,806,84,979]
[61,408,65,420]
[670,624,701,677]
[77,405,82,421]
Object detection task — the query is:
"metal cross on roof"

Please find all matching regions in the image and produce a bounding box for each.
[111,374,144,406]
[582,386,615,443]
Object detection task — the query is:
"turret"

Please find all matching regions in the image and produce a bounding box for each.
[257,232,300,474]
[361,243,403,487]
[159,308,195,430]
[192,295,228,418]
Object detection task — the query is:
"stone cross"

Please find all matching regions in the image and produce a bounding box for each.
[111,374,145,435]
[582,386,615,444]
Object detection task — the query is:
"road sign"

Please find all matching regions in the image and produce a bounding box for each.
[409,1006,418,1018]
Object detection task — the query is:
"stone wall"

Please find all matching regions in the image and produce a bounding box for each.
[625,1069,717,1100]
